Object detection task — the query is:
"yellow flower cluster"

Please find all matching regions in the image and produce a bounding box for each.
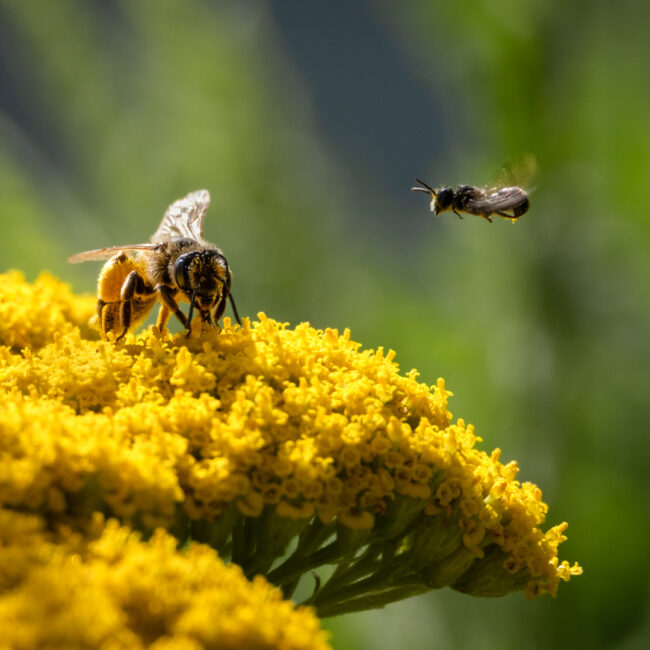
[0,272,581,622]
[0,509,331,650]
[0,270,96,351]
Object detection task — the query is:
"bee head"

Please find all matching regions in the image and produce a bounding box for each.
[412,179,451,215]
[174,250,229,317]
[433,187,454,215]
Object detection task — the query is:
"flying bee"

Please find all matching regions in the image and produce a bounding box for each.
[411,156,535,222]
[69,189,241,341]
[411,180,530,222]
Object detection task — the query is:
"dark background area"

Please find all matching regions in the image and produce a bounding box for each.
[1,1,648,648]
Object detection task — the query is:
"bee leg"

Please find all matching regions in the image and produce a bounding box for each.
[222,271,242,325]
[97,299,107,337]
[156,304,171,333]
[117,270,147,341]
[97,298,106,323]
[496,211,511,219]
[96,299,112,339]
[228,294,242,327]
[453,210,464,219]
[184,290,198,338]
[212,295,227,326]
[156,284,188,330]
[482,214,494,223]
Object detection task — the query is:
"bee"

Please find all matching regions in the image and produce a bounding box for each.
[69,190,241,341]
[411,179,530,222]
[411,156,536,222]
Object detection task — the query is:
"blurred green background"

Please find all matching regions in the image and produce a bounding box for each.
[1,1,648,648]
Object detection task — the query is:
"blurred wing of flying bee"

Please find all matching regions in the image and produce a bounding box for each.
[484,153,538,194]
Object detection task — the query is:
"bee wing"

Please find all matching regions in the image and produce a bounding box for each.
[151,189,210,243]
[484,154,538,193]
[68,244,157,263]
[465,187,529,213]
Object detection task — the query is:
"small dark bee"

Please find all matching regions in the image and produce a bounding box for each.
[69,190,241,340]
[411,179,530,222]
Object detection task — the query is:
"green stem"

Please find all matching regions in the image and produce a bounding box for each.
[309,569,420,610]
[275,521,334,599]
[267,539,344,586]
[314,544,382,599]
[314,583,430,618]
[281,576,301,600]
[230,515,249,566]
[300,518,334,549]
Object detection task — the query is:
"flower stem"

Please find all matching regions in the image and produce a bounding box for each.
[311,581,430,618]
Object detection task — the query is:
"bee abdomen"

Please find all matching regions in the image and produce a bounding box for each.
[512,195,530,217]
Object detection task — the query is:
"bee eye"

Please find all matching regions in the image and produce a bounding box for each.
[437,188,453,208]
[174,253,194,291]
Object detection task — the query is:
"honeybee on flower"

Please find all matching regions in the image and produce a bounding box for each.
[69,190,241,340]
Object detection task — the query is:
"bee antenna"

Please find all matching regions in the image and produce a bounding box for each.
[229,293,242,325]
[411,178,437,196]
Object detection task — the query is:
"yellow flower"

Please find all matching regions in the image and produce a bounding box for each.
[0,272,581,623]
[0,509,331,650]
[0,270,96,350]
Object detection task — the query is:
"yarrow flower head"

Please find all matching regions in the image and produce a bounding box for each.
[0,272,581,634]
[0,510,330,649]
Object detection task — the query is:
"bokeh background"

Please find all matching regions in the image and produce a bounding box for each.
[1,1,649,648]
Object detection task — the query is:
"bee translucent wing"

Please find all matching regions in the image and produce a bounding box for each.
[485,154,538,193]
[465,187,529,213]
[68,244,157,263]
[151,190,211,243]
